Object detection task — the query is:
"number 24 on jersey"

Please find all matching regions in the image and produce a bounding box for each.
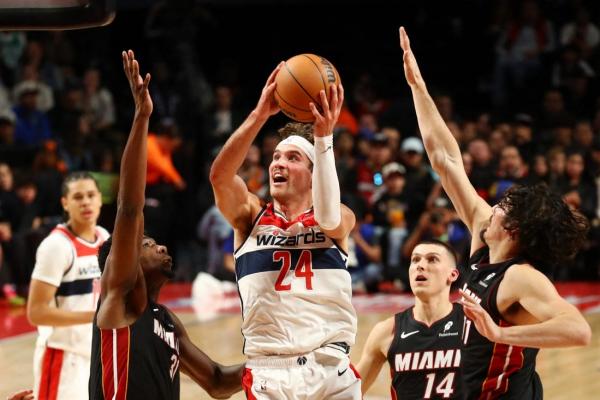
[273,250,314,291]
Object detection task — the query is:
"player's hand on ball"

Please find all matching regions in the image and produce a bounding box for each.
[255,62,284,120]
[310,83,344,137]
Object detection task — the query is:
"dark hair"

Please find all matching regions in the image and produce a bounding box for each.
[98,236,112,274]
[416,239,458,266]
[61,171,100,196]
[277,122,314,143]
[497,183,589,266]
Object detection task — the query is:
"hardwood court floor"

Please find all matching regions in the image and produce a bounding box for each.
[1,283,599,399]
[0,311,598,399]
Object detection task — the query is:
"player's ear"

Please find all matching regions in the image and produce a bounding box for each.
[449,268,459,283]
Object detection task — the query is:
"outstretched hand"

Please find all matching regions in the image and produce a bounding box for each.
[460,289,503,343]
[122,50,152,117]
[254,62,284,119]
[399,27,426,90]
[310,84,344,137]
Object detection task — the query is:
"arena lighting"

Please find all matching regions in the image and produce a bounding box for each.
[0,0,115,30]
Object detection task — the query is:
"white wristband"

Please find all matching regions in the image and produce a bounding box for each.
[312,135,341,230]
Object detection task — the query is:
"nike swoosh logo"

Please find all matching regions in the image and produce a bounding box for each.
[470,264,478,270]
[337,368,347,376]
[400,330,419,339]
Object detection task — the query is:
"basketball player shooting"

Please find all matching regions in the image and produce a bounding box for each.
[400,26,591,399]
[88,50,243,400]
[210,64,361,398]
[357,240,464,399]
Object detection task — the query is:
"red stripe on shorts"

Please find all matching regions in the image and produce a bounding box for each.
[38,347,64,400]
[479,321,524,399]
[242,367,257,400]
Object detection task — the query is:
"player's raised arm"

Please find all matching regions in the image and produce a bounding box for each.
[210,63,283,229]
[309,84,355,240]
[400,27,491,250]
[100,50,151,296]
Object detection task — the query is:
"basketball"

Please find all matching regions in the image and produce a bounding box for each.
[274,54,341,123]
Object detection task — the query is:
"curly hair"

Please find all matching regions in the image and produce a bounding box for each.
[277,122,314,143]
[497,183,589,267]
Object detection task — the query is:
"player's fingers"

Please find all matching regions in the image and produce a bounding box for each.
[329,85,339,114]
[122,51,128,73]
[142,73,151,93]
[309,102,324,120]
[265,81,277,95]
[401,27,410,51]
[266,62,284,86]
[338,84,345,106]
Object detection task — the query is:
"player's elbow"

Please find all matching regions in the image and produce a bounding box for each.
[209,164,226,187]
[573,322,592,346]
[206,382,233,399]
[27,302,43,326]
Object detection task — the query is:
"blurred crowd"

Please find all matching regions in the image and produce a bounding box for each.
[2,0,600,304]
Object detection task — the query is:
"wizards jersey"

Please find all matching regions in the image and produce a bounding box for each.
[234,203,357,357]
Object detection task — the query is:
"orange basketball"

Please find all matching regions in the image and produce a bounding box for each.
[274,54,341,123]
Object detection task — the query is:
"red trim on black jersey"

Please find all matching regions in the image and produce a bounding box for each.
[38,347,64,400]
[242,368,257,400]
[100,327,131,400]
[479,321,524,399]
[390,365,399,400]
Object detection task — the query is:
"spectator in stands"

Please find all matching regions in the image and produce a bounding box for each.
[12,82,52,147]
[547,146,568,190]
[144,118,186,253]
[560,7,600,59]
[0,109,16,146]
[205,84,244,147]
[13,64,54,113]
[513,113,537,161]
[356,133,393,205]
[400,137,435,217]
[82,66,116,133]
[0,162,23,305]
[529,153,549,184]
[349,211,382,293]
[238,144,268,200]
[467,138,496,200]
[497,145,529,183]
[573,120,594,152]
[562,150,597,220]
[492,0,555,110]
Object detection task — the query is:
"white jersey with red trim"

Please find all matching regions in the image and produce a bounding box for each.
[234,203,357,357]
[31,223,109,357]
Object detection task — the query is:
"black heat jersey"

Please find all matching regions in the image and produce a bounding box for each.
[387,303,464,400]
[460,246,542,399]
[89,300,180,400]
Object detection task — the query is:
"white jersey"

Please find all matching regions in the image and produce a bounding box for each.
[31,224,110,357]
[234,203,357,357]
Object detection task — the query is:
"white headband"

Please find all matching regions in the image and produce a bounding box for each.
[276,135,315,163]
